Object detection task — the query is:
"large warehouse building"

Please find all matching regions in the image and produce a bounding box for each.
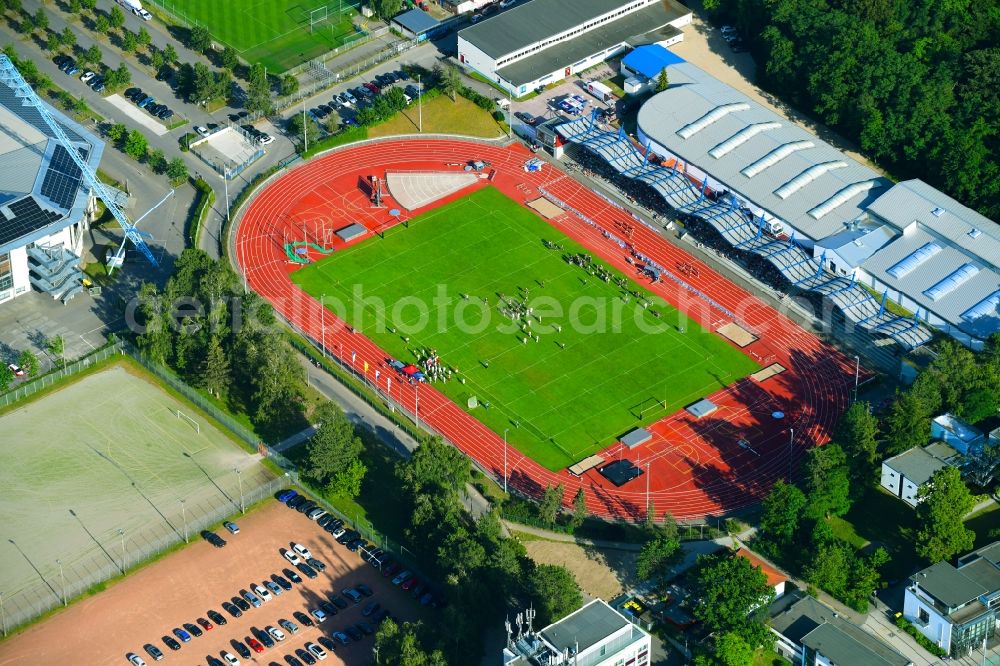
[557,57,1000,348]
[457,0,692,98]
[0,79,102,305]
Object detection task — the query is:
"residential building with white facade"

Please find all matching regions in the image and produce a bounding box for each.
[502,599,650,666]
[0,77,103,306]
[457,0,691,98]
[904,541,1000,657]
[880,442,960,508]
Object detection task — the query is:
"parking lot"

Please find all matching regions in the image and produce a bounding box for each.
[0,500,426,666]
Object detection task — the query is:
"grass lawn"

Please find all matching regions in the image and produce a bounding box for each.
[291,187,757,470]
[366,95,506,139]
[967,503,1000,549]
[160,0,361,72]
[833,488,919,581]
[753,648,792,666]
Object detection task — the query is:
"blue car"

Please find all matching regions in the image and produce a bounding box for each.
[172,627,192,643]
[137,96,155,108]
[278,489,297,503]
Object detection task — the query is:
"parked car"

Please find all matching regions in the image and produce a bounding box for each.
[182,622,202,638]
[282,548,302,565]
[293,610,315,627]
[223,521,240,534]
[252,627,274,649]
[310,607,328,622]
[392,570,413,586]
[7,363,25,377]
[292,543,312,559]
[345,626,363,641]
[135,7,152,19]
[342,588,363,603]
[124,87,142,100]
[319,600,338,617]
[401,576,418,591]
[356,583,374,597]
[296,562,318,579]
[240,589,261,608]
[231,595,250,612]
[277,489,297,503]
[194,125,210,137]
[257,134,274,145]
[357,621,374,635]
[362,601,380,617]
[317,636,338,652]
[266,625,286,642]
[90,78,105,92]
[306,557,326,572]
[207,609,228,626]
[161,635,181,651]
[382,561,401,578]
[80,71,96,83]
[282,567,302,584]
[246,637,264,654]
[137,95,156,109]
[127,653,148,666]
[328,594,348,609]
[156,107,173,119]
[221,652,240,666]
[231,639,252,659]
[196,617,213,631]
[264,580,282,596]
[305,641,328,660]
[172,627,192,643]
[252,584,272,602]
[332,631,350,646]
[295,648,318,665]
[142,643,164,661]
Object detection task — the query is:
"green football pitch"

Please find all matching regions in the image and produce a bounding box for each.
[292,187,758,470]
[157,0,361,72]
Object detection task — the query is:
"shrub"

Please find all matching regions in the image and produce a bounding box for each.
[894,617,948,658]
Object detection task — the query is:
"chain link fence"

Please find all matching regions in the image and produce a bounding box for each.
[0,343,123,409]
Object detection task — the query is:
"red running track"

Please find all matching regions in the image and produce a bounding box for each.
[234,138,857,521]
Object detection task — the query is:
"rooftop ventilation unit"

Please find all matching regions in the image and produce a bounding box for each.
[932,207,945,217]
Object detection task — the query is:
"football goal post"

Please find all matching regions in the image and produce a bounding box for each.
[309,5,329,33]
[176,409,200,434]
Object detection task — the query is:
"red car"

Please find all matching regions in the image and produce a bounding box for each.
[401,576,418,591]
[7,363,24,377]
[247,637,264,653]
[382,562,401,578]
[364,81,380,94]
[196,617,213,631]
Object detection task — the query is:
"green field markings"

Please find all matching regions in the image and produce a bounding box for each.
[160,0,361,71]
[292,187,758,469]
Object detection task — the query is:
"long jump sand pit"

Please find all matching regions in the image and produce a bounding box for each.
[0,500,426,665]
[0,361,276,629]
[716,321,758,347]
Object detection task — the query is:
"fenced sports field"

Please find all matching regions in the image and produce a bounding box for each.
[149,0,363,72]
[0,363,281,631]
[292,187,759,470]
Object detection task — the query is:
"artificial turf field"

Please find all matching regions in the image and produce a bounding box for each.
[159,0,359,72]
[292,187,759,469]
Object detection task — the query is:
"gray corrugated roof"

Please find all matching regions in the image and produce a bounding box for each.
[912,561,990,608]
[636,61,890,241]
[460,0,667,59]
[392,8,439,34]
[496,2,686,87]
[801,623,911,666]
[815,224,897,268]
[540,600,629,654]
[861,225,1000,333]
[957,559,1000,597]
[883,447,949,486]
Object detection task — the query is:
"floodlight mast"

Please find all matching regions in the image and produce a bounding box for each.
[0,55,158,273]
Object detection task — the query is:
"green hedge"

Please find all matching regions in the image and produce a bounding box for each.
[894,617,948,658]
[187,176,214,248]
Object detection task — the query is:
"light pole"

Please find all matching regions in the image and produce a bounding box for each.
[853,355,860,403]
[417,74,422,133]
[646,462,651,520]
[180,499,188,543]
[503,428,509,494]
[788,428,794,482]
[118,529,126,575]
[235,468,245,514]
[302,100,309,153]
[57,559,65,606]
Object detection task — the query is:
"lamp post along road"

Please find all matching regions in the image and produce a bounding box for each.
[181,499,188,543]
[118,529,126,574]
[235,468,245,514]
[57,559,65,606]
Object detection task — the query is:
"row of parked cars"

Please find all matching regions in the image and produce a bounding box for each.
[124,86,175,120]
[307,69,418,125]
[279,489,439,607]
[53,55,106,92]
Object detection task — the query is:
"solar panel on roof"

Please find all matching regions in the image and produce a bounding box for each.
[40,144,86,210]
[0,196,62,246]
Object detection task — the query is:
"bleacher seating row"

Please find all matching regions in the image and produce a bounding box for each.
[556,118,933,349]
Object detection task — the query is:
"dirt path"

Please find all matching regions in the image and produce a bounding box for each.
[670,5,884,174]
[522,539,638,600]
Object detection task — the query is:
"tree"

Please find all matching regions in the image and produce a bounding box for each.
[372,0,404,19]
[280,73,299,96]
[80,0,95,9]
[570,487,587,528]
[46,33,61,53]
[137,27,151,49]
[835,401,880,494]
[805,538,852,598]
[287,112,319,148]
[529,564,582,625]
[121,30,138,53]
[124,129,147,160]
[17,349,39,376]
[694,553,774,641]
[60,27,76,49]
[32,8,48,32]
[107,122,128,143]
[398,435,470,498]
[759,480,806,549]
[47,334,65,368]
[537,484,563,526]
[374,620,448,666]
[108,61,131,90]
[916,467,976,562]
[189,62,217,103]
[148,148,167,174]
[636,532,681,584]
[163,43,178,64]
[82,44,102,66]
[68,0,81,14]
[656,69,669,92]
[245,62,272,114]
[150,49,165,71]
[220,45,238,71]
[187,25,212,53]
[108,5,125,30]
[198,335,229,397]
[305,401,366,498]
[695,632,754,666]
[0,365,13,392]
[166,158,188,182]
[803,443,852,519]
[885,391,931,455]
[436,64,461,101]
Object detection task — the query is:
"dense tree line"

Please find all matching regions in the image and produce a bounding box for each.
[373,436,582,662]
[134,250,306,439]
[711,0,1000,219]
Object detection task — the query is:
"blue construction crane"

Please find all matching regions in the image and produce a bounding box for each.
[0,55,157,272]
